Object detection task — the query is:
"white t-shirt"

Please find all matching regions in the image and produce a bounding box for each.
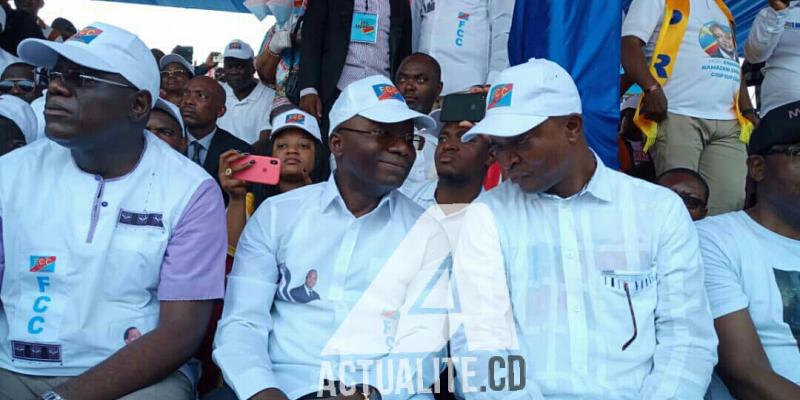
[399,127,438,197]
[30,91,45,142]
[623,0,741,120]
[698,211,800,399]
[218,82,275,144]
[745,2,800,116]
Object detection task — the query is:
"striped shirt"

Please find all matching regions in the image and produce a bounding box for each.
[450,156,718,399]
[337,0,392,90]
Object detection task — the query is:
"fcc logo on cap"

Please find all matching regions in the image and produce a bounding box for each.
[286,113,305,124]
[70,26,104,44]
[372,84,405,102]
[229,42,242,49]
[487,83,513,110]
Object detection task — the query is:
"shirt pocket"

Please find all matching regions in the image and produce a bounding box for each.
[104,224,168,304]
[597,267,658,351]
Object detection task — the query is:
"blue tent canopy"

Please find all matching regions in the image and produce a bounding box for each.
[97,0,766,49]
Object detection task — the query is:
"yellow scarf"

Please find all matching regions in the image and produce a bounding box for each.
[634,0,754,151]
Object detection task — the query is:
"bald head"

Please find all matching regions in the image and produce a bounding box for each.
[180,76,227,132]
[395,53,443,114]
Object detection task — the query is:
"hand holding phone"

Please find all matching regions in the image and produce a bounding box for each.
[440,93,487,123]
[232,155,281,185]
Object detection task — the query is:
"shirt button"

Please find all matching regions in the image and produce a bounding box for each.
[101,201,108,207]
[94,175,101,181]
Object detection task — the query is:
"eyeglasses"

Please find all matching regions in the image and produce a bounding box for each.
[765,145,800,163]
[337,126,426,151]
[676,192,707,210]
[0,79,36,93]
[41,69,135,90]
[160,70,189,79]
[622,282,638,351]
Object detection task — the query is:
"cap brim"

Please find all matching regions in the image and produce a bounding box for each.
[270,124,322,142]
[18,38,115,73]
[359,102,436,131]
[159,54,194,76]
[462,113,548,142]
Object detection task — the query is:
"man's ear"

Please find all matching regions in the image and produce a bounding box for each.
[329,131,344,159]
[481,136,495,167]
[130,91,151,123]
[747,155,766,183]
[564,114,583,143]
[217,104,227,119]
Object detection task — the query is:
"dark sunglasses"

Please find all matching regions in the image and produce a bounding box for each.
[337,126,425,151]
[160,70,189,79]
[676,192,707,210]
[0,79,36,93]
[38,69,135,90]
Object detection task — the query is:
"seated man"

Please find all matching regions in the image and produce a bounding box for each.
[148,97,187,153]
[656,168,710,221]
[0,62,40,103]
[159,53,194,107]
[699,100,800,399]
[0,94,36,153]
[409,114,494,245]
[213,75,450,400]
[451,59,717,398]
[217,39,275,145]
[0,22,226,399]
[181,76,252,205]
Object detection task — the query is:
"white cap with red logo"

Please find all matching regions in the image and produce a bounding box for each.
[16,22,160,107]
[223,39,254,60]
[462,58,582,142]
[328,75,435,136]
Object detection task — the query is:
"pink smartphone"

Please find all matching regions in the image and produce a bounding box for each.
[232,155,281,185]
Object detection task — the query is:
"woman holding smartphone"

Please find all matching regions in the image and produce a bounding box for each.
[218,108,324,253]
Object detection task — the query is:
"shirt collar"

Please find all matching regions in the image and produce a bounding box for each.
[186,127,217,149]
[539,151,613,203]
[228,81,264,105]
[319,172,397,217]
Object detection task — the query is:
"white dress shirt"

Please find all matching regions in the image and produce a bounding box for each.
[213,175,451,400]
[412,0,514,94]
[450,156,718,399]
[186,128,216,166]
[745,1,800,116]
[218,82,275,144]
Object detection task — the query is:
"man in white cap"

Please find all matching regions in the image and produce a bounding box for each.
[212,75,451,400]
[159,53,194,107]
[449,59,717,399]
[148,97,187,153]
[217,39,276,145]
[0,22,226,399]
[0,94,36,152]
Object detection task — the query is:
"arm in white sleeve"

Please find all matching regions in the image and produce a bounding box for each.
[212,203,281,400]
[745,6,790,64]
[638,198,718,399]
[411,0,422,52]
[449,203,543,399]
[486,0,514,84]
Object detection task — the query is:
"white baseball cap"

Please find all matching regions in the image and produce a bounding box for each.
[159,53,195,77]
[0,95,37,143]
[16,22,160,107]
[223,39,254,60]
[328,75,436,136]
[153,97,185,135]
[462,58,582,142]
[271,109,322,142]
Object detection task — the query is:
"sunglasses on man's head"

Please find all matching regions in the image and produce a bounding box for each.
[0,80,36,93]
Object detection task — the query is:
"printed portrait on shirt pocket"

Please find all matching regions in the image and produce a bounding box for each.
[276,263,321,304]
[699,21,736,60]
[774,268,800,351]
